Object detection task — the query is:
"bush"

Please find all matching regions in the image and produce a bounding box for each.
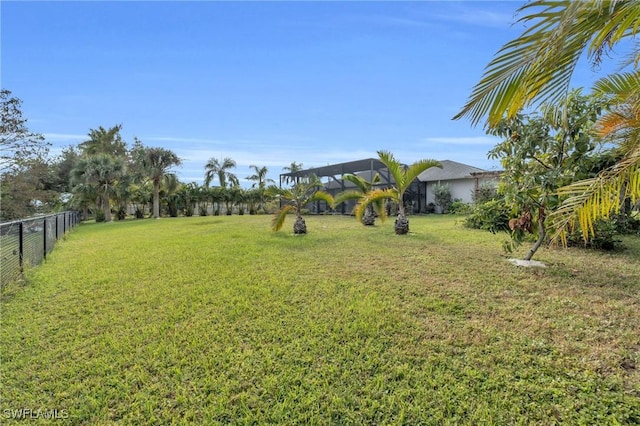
[433,183,452,214]
[95,210,106,223]
[134,208,145,219]
[116,206,127,221]
[473,183,498,204]
[449,199,472,215]
[464,199,510,233]
[566,219,621,250]
[426,202,436,214]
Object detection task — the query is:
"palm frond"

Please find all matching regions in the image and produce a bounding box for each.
[341,174,369,193]
[271,204,295,232]
[404,160,442,186]
[334,190,365,208]
[454,0,639,127]
[377,150,406,188]
[549,149,640,245]
[355,189,395,223]
[309,190,335,209]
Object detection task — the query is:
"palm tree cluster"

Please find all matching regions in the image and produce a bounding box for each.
[268,151,441,235]
[69,127,182,222]
[67,133,284,221]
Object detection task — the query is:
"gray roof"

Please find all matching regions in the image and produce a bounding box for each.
[418,160,486,182]
[280,158,389,180]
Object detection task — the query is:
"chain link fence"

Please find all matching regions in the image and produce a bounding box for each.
[1,211,81,286]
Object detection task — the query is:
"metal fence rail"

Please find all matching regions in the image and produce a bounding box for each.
[1,211,80,286]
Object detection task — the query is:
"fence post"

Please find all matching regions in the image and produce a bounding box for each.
[43,217,47,260]
[18,221,24,272]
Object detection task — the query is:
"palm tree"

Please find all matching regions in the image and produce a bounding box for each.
[204,157,238,188]
[69,182,97,221]
[161,173,181,217]
[266,175,334,234]
[357,151,441,235]
[141,147,182,219]
[246,165,275,189]
[247,165,275,210]
[78,124,127,158]
[282,161,304,185]
[71,154,126,222]
[131,182,152,218]
[334,172,385,226]
[453,0,640,242]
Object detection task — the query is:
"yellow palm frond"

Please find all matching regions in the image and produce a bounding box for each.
[271,204,295,232]
[550,149,640,245]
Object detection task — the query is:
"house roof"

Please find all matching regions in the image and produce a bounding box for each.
[418,160,486,182]
[280,158,489,186]
[280,158,390,181]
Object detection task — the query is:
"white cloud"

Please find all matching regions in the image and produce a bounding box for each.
[44,133,87,142]
[423,136,499,146]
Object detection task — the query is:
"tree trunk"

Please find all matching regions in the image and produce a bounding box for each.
[394,213,409,235]
[394,201,409,234]
[153,182,160,219]
[293,214,307,234]
[524,210,546,261]
[362,205,376,226]
[104,200,112,223]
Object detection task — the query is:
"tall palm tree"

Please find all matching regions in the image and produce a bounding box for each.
[204,157,238,188]
[71,154,126,222]
[282,161,304,185]
[247,165,275,211]
[246,164,275,189]
[453,0,640,242]
[266,175,334,234]
[357,151,441,235]
[141,147,182,219]
[334,172,385,226]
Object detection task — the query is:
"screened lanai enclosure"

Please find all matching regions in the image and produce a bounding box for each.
[278,158,427,215]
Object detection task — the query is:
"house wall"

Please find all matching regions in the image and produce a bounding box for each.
[425,177,498,212]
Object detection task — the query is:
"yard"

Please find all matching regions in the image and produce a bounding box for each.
[1,214,638,424]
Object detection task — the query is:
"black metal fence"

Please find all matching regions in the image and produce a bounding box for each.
[1,211,81,286]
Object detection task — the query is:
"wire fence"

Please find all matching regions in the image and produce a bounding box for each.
[1,211,81,286]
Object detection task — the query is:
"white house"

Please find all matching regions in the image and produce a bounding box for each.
[418,160,501,212]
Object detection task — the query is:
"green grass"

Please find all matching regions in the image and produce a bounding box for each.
[1,215,639,424]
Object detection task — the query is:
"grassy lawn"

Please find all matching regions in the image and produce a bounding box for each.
[1,214,639,424]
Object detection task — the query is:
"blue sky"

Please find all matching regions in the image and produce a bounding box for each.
[1,1,612,186]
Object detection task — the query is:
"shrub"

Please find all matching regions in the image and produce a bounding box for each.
[134,207,145,219]
[566,219,621,250]
[433,183,452,214]
[116,206,127,221]
[473,183,498,204]
[464,199,510,233]
[95,210,106,223]
[426,202,436,214]
[449,199,472,215]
